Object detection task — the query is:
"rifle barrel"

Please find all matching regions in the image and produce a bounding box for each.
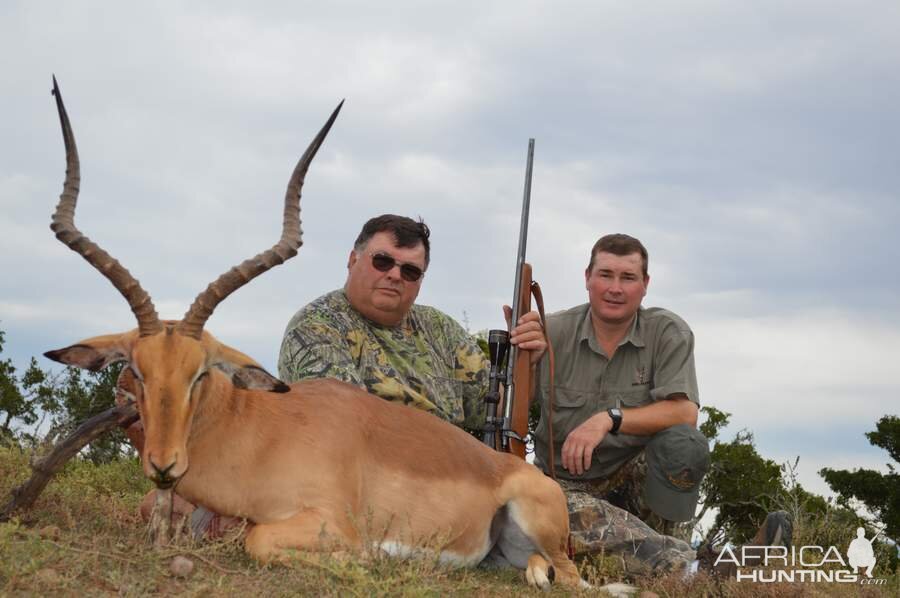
[501,138,535,431]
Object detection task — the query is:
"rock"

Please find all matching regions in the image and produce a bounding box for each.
[597,582,640,597]
[169,556,194,578]
[38,525,60,540]
[35,568,62,584]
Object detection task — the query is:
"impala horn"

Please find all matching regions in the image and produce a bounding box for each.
[177,100,344,339]
[50,76,163,337]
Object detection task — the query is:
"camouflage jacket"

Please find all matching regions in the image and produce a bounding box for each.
[277,290,489,429]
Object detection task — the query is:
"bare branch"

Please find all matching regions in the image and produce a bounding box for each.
[0,402,139,521]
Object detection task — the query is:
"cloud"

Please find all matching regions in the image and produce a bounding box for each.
[695,304,899,420]
[2,1,899,506]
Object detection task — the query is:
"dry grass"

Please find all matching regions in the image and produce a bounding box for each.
[1,445,897,596]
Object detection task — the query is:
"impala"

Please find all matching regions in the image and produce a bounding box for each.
[42,78,584,589]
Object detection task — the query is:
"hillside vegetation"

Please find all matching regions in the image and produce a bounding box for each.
[3,445,898,597]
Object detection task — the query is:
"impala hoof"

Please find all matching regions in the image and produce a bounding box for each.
[525,555,554,590]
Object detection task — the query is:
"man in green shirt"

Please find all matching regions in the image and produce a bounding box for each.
[277,214,546,430]
[532,233,709,571]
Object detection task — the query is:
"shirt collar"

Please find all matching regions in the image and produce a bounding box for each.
[577,305,596,346]
[339,288,412,331]
[625,308,646,348]
[579,304,647,352]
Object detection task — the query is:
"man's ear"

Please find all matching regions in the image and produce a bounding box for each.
[44,332,135,371]
[347,249,358,270]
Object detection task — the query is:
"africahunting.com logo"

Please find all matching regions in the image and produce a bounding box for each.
[715,527,886,585]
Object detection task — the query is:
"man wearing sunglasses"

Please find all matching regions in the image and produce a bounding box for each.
[277,214,546,430]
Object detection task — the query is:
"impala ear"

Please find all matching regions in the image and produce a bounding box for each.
[209,342,290,393]
[211,361,290,393]
[231,365,290,393]
[44,332,135,371]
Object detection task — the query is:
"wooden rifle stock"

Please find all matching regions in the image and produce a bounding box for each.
[506,263,533,460]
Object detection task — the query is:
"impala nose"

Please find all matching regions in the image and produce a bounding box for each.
[149,456,179,488]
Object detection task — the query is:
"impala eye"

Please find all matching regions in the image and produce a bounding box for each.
[190,371,209,401]
[118,365,144,403]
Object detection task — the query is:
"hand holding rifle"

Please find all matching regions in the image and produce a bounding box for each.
[504,307,546,366]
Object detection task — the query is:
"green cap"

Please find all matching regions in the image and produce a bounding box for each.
[643,425,710,522]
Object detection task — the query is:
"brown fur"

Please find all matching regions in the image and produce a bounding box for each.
[47,328,584,588]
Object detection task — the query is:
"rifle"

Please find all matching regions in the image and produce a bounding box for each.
[483,139,545,460]
[482,146,568,560]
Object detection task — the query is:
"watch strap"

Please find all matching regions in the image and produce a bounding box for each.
[607,407,622,435]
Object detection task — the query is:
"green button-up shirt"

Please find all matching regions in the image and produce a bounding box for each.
[533,303,700,480]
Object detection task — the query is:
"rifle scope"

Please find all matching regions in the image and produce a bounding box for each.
[482,329,510,448]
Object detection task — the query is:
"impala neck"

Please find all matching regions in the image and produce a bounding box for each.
[176,370,258,513]
[189,369,248,440]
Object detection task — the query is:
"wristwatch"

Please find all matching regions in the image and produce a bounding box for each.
[607,407,623,435]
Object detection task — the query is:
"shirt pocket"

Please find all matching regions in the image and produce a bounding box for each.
[537,386,590,446]
[606,383,653,408]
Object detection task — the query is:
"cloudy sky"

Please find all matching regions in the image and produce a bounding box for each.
[2,1,898,500]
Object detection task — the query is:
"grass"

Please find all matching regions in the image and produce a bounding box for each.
[1,444,897,596]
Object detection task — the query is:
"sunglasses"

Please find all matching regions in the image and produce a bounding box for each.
[368,252,425,282]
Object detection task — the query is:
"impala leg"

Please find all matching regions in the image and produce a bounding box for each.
[536,549,582,588]
[521,513,583,588]
[521,532,582,589]
[245,507,358,563]
[525,553,554,590]
[510,474,585,588]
